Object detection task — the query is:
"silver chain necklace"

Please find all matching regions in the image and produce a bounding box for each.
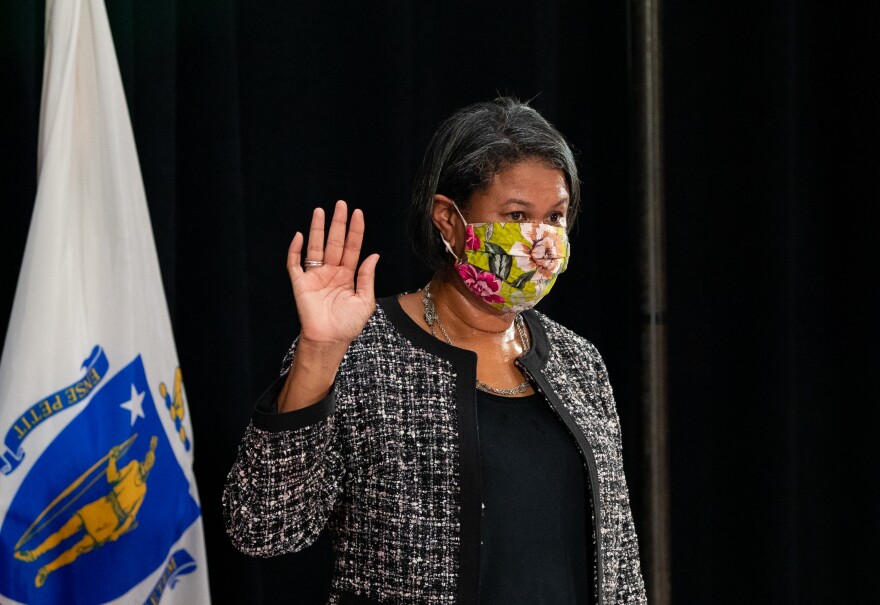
[422,282,531,396]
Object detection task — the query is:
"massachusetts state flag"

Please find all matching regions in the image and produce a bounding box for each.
[0,0,211,603]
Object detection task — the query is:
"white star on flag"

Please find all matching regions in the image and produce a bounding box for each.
[119,384,146,426]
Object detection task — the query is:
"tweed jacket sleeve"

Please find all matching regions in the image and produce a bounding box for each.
[581,339,646,604]
[591,345,647,604]
[222,339,345,557]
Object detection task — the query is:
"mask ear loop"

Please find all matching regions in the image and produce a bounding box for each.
[441,235,460,263]
[440,200,468,264]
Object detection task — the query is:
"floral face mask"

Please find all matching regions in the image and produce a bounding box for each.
[440,202,571,313]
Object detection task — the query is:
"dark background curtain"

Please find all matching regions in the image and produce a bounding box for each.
[1,1,875,603]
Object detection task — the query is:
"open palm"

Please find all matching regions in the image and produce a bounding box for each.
[287,200,379,345]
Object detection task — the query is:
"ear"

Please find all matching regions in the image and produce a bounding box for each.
[431,194,463,255]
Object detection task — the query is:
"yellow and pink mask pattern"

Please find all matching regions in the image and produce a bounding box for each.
[441,204,571,313]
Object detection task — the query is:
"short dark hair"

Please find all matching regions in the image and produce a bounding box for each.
[408,97,580,270]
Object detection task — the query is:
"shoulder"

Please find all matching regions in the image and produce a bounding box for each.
[278,302,396,376]
[528,309,604,363]
[349,301,396,349]
[528,310,617,415]
[341,296,426,367]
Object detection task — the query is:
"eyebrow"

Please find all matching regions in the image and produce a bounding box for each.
[500,198,569,208]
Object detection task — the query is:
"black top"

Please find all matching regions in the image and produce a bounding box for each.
[477,389,592,604]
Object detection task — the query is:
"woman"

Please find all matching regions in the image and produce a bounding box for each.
[224,98,646,604]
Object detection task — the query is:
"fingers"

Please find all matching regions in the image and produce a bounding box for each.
[323,200,348,266]
[341,208,365,271]
[287,231,304,282]
[305,207,326,264]
[289,203,367,282]
[356,253,380,301]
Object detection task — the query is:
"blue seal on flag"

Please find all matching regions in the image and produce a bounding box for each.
[0,350,201,604]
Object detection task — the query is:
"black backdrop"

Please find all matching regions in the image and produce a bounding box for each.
[1,1,876,603]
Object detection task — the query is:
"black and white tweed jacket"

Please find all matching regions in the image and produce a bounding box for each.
[224,296,647,605]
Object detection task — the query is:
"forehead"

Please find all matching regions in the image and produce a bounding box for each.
[472,159,569,208]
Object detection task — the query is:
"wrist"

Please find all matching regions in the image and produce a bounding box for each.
[277,337,349,412]
[295,336,351,363]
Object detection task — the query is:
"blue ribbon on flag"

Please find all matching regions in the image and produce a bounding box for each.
[1,345,109,475]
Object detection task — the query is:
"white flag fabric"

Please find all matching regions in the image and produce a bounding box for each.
[0,0,211,603]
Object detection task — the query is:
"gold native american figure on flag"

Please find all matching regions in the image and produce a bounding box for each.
[14,435,158,587]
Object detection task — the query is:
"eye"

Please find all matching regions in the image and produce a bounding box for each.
[508,211,525,221]
[548,212,565,224]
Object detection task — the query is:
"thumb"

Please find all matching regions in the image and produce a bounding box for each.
[355,253,380,301]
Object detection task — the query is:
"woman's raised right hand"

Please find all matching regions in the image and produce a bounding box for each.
[287,200,380,347]
[278,200,378,412]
